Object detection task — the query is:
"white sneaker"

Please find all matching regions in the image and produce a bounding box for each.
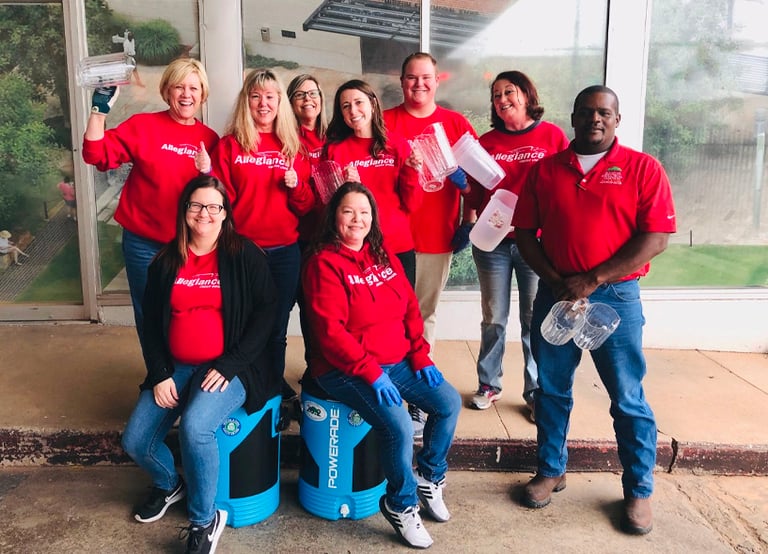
[380,496,433,549]
[415,470,450,522]
[472,385,502,410]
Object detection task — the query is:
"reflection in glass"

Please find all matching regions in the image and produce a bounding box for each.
[0,4,80,304]
[643,0,768,287]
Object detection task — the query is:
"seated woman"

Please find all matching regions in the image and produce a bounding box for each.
[302,182,461,549]
[121,175,277,554]
[0,230,29,266]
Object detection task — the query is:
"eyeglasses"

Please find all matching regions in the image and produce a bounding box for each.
[292,89,321,101]
[187,201,224,215]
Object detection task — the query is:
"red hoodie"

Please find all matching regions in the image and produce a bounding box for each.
[303,242,432,384]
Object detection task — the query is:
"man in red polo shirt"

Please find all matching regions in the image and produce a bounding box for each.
[513,85,676,535]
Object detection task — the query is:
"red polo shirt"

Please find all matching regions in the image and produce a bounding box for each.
[513,139,676,280]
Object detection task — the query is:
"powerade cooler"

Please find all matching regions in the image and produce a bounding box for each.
[298,383,386,520]
[214,394,281,528]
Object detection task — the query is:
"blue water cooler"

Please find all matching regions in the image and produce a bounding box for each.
[298,390,386,520]
[214,395,281,528]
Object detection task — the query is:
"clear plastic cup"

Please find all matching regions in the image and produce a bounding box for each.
[451,132,506,190]
[311,160,344,204]
[573,302,621,350]
[469,189,518,251]
[540,299,589,346]
[409,122,458,192]
[76,53,136,88]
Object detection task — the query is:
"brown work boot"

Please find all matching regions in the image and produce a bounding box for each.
[622,497,653,535]
[522,474,566,508]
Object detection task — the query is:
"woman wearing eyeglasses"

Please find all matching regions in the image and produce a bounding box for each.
[211,69,314,402]
[121,175,277,554]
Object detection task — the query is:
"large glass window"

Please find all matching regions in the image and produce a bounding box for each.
[0,3,80,304]
[242,0,608,291]
[643,0,768,287]
[84,0,200,296]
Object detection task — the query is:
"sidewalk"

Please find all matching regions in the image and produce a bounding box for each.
[1,323,766,474]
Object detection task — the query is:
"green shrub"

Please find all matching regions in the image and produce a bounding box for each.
[133,19,181,65]
[447,248,478,289]
[245,53,299,70]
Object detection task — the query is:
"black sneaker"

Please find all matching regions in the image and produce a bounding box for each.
[180,509,228,554]
[134,477,186,523]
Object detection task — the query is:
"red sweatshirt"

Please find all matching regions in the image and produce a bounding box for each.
[303,242,433,384]
[383,104,476,253]
[82,111,219,243]
[465,122,569,240]
[324,135,422,253]
[211,133,313,248]
[298,126,326,243]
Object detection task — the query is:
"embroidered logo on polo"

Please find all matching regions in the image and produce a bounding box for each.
[599,166,623,185]
[495,146,548,164]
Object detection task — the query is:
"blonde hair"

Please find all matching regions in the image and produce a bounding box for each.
[159,58,209,104]
[226,69,300,158]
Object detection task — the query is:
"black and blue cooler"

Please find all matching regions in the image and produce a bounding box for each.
[214,394,281,528]
[298,385,386,520]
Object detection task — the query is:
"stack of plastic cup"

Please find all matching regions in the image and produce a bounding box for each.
[540,299,589,345]
[76,53,136,88]
[573,303,621,350]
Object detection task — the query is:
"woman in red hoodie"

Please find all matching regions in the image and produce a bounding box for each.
[302,182,461,549]
[322,80,422,285]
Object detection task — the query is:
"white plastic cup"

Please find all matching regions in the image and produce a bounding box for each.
[469,189,518,252]
[409,122,458,192]
[541,299,589,346]
[573,302,621,350]
[311,160,344,204]
[76,53,136,88]
[451,132,506,189]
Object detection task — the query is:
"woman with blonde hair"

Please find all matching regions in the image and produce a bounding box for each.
[82,57,219,356]
[211,68,313,401]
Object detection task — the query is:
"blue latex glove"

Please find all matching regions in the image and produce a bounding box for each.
[91,86,119,115]
[451,222,474,254]
[417,364,445,388]
[371,373,402,406]
[448,167,468,191]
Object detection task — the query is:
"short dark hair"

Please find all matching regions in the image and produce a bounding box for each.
[490,70,544,129]
[311,181,388,266]
[573,85,620,113]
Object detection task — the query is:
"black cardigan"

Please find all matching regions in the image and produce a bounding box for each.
[140,240,278,414]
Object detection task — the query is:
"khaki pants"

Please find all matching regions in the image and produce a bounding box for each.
[415,252,452,352]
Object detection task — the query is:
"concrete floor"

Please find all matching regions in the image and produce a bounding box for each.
[1,466,766,553]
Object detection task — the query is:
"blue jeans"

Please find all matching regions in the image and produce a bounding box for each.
[122,229,164,351]
[316,360,461,512]
[473,241,539,400]
[264,243,301,379]
[530,279,656,498]
[122,363,246,525]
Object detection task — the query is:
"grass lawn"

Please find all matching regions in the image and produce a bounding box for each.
[642,244,768,287]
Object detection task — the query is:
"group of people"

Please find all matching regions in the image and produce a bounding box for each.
[82,50,675,553]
